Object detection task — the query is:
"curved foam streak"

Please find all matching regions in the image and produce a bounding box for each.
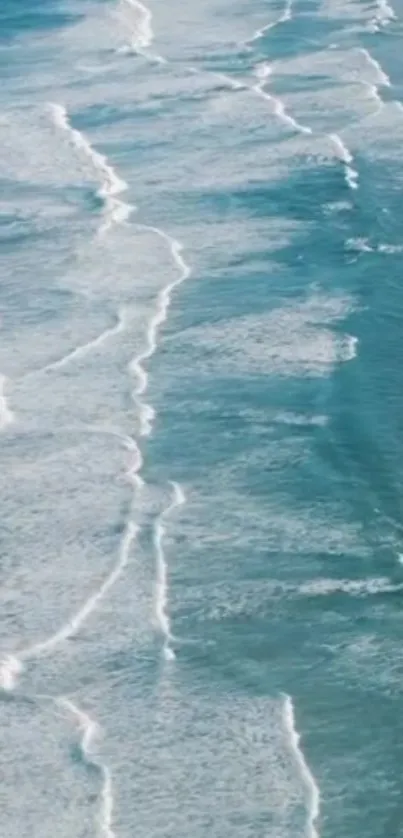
[247,0,292,46]
[153,481,186,660]
[129,225,191,437]
[0,375,13,429]
[252,63,312,135]
[359,48,391,88]
[49,103,135,235]
[329,133,359,190]
[283,694,320,838]
[117,0,166,64]
[0,522,138,691]
[59,698,115,838]
[24,310,126,379]
[45,422,144,491]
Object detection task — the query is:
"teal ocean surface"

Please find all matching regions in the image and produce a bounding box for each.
[1,1,403,836]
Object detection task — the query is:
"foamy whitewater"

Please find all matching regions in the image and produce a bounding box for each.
[1,0,402,836]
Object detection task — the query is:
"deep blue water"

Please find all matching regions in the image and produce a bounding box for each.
[1,1,403,836]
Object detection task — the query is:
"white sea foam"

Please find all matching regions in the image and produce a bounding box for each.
[359,48,391,88]
[129,225,191,437]
[0,655,23,692]
[116,0,166,63]
[345,237,373,252]
[299,577,403,596]
[24,310,126,378]
[358,46,390,109]
[253,62,313,135]
[153,481,186,660]
[0,129,191,691]
[346,239,403,255]
[370,0,396,29]
[59,422,144,490]
[177,294,357,379]
[0,375,14,429]
[273,412,328,427]
[59,698,115,838]
[378,243,403,254]
[283,694,320,838]
[0,522,138,691]
[329,133,359,190]
[50,103,135,235]
[246,0,293,46]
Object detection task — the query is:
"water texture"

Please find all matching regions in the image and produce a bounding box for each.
[1,0,403,836]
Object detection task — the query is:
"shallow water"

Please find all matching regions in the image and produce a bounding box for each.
[1,1,403,836]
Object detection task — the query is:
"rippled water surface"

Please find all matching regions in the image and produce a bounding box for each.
[1,1,403,836]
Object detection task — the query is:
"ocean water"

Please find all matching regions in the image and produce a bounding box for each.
[1,0,403,835]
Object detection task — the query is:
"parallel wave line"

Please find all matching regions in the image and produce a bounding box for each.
[153,481,186,660]
[59,698,115,838]
[0,522,138,691]
[50,103,135,235]
[283,694,320,838]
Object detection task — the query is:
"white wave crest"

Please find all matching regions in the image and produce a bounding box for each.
[329,133,359,190]
[378,243,403,254]
[129,225,191,437]
[299,577,403,596]
[246,0,293,46]
[253,63,313,135]
[0,375,14,429]
[24,309,126,378]
[283,694,320,838]
[178,294,357,379]
[0,655,23,692]
[116,0,166,63]
[369,0,396,29]
[359,48,391,88]
[273,412,328,427]
[153,481,186,660]
[0,522,138,691]
[49,103,135,235]
[251,61,312,134]
[345,237,373,252]
[59,698,115,838]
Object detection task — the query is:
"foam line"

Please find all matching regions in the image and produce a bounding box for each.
[246,0,293,46]
[54,422,145,491]
[359,48,391,88]
[252,62,312,135]
[0,375,14,429]
[0,130,191,693]
[0,522,138,691]
[298,577,403,596]
[283,694,320,838]
[117,0,166,63]
[24,310,126,379]
[50,103,135,235]
[129,225,191,437]
[329,134,359,190]
[59,698,115,838]
[153,481,186,660]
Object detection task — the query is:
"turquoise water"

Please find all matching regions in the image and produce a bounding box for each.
[1,1,403,836]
